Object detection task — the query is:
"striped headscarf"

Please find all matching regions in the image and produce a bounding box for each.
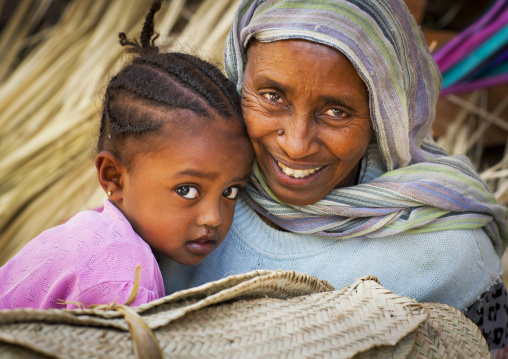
[224,0,507,252]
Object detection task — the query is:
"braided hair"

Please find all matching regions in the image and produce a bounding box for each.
[97,0,243,165]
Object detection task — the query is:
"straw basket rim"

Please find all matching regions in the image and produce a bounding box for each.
[0,270,492,359]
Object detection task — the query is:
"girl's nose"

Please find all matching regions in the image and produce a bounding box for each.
[276,115,319,159]
[197,201,222,228]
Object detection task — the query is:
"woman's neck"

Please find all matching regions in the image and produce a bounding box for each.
[335,161,362,189]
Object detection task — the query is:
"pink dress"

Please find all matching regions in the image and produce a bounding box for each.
[0,200,165,309]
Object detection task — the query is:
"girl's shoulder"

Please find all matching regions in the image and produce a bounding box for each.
[0,202,161,309]
[46,201,154,268]
[13,204,129,258]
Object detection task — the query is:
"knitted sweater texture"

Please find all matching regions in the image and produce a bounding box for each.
[0,200,164,309]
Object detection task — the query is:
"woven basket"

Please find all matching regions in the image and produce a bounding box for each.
[0,270,491,358]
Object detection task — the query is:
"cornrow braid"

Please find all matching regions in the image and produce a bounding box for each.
[171,53,242,119]
[134,54,235,118]
[97,0,244,166]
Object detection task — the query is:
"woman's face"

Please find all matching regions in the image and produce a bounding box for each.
[242,39,373,205]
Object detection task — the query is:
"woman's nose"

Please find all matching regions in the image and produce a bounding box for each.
[197,200,222,228]
[276,115,319,159]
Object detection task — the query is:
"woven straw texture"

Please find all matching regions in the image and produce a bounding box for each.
[0,270,491,359]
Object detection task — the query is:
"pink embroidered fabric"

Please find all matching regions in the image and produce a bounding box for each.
[0,200,165,309]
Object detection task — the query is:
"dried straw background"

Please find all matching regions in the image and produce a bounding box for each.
[0,0,507,269]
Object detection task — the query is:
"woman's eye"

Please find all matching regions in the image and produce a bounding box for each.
[326,108,348,118]
[261,92,281,103]
[223,187,239,200]
[176,186,199,199]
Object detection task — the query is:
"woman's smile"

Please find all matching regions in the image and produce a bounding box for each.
[269,153,327,187]
[277,162,323,179]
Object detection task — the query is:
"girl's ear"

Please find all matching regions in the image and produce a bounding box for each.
[95,151,126,202]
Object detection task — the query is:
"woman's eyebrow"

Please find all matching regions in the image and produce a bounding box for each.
[254,76,288,92]
[320,94,360,109]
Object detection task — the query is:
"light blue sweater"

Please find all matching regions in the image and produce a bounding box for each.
[158,196,502,311]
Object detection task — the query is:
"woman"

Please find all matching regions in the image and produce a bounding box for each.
[157,0,508,352]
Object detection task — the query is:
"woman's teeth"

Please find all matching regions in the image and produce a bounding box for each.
[277,162,322,179]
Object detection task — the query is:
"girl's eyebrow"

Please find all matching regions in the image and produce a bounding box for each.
[174,171,250,183]
[175,169,219,179]
[236,173,251,182]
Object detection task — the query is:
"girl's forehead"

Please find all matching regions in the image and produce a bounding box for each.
[131,116,252,176]
[118,107,248,168]
[157,112,248,150]
[169,109,244,133]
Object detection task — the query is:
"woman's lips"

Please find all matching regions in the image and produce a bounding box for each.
[270,156,326,186]
[277,162,322,178]
[186,235,217,256]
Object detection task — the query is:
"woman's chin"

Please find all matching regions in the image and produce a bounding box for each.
[276,191,324,206]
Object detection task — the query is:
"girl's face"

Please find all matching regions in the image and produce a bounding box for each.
[241,39,373,206]
[115,113,253,265]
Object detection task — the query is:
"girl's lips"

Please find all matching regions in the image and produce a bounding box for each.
[186,235,217,256]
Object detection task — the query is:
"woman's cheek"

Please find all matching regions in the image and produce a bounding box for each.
[242,97,273,138]
[324,121,373,159]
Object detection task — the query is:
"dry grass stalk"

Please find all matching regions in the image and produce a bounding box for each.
[0,0,54,82]
[465,95,508,157]
[446,94,508,132]
[200,0,243,61]
[157,0,187,37]
[436,91,481,155]
[166,0,241,62]
[438,91,508,207]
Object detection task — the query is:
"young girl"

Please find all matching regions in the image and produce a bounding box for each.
[0,1,253,310]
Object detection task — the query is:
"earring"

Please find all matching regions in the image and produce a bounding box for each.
[277,129,284,136]
[107,190,112,196]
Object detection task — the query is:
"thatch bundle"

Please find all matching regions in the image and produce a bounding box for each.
[0,0,506,267]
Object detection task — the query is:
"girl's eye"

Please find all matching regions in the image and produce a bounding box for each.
[223,187,239,200]
[325,108,348,118]
[176,186,199,199]
[261,92,282,103]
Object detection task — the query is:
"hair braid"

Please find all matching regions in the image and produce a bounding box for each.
[111,80,206,115]
[172,53,242,118]
[139,0,161,52]
[134,55,230,117]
